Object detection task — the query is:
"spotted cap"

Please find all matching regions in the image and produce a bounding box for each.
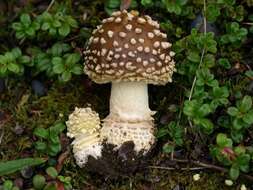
[83,10,175,85]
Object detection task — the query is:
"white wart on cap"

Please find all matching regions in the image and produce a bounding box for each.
[84,11,175,85]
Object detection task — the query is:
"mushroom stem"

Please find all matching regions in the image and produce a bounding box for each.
[109,82,153,122]
[101,82,155,152]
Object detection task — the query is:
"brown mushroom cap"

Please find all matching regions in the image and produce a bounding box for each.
[83,10,175,85]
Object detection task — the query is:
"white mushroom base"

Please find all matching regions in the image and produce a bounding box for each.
[101,82,156,153]
[101,119,155,152]
[72,133,102,167]
[66,107,102,167]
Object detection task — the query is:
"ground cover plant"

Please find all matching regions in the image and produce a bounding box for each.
[0,0,253,189]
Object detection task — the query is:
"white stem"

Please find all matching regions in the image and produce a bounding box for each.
[101,82,155,152]
[108,82,154,122]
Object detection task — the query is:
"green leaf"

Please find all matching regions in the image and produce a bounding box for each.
[49,132,60,144]
[43,184,57,190]
[229,165,239,180]
[46,167,58,178]
[8,63,20,73]
[232,118,244,130]
[34,141,47,151]
[231,130,243,143]
[33,174,46,190]
[3,180,13,190]
[50,122,66,134]
[66,53,81,65]
[53,64,64,74]
[66,16,78,28]
[12,22,22,31]
[203,54,215,68]
[187,51,200,62]
[163,144,175,153]
[206,4,220,22]
[52,57,64,74]
[59,23,70,37]
[196,68,215,86]
[218,58,231,69]
[156,128,169,138]
[234,146,246,155]
[0,64,7,75]
[16,31,25,39]
[48,143,61,156]
[25,27,35,36]
[141,0,153,6]
[183,100,198,117]
[31,21,40,30]
[195,118,214,134]
[245,70,253,78]
[19,56,31,65]
[0,158,46,176]
[20,14,31,25]
[51,43,63,56]
[227,107,239,116]
[216,133,232,148]
[237,154,250,172]
[61,71,72,81]
[71,65,82,75]
[197,104,212,117]
[239,96,252,113]
[33,127,49,139]
[243,110,253,124]
[53,20,61,28]
[11,48,22,59]
[49,28,57,36]
[41,22,50,31]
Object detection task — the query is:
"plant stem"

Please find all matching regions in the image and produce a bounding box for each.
[188,0,207,101]
[46,0,56,12]
[149,158,253,181]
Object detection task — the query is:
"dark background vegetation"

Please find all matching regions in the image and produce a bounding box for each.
[0,0,253,189]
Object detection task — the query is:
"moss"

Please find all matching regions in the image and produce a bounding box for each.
[0,78,250,189]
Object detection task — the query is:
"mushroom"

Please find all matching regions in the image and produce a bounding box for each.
[66,107,102,167]
[83,10,175,153]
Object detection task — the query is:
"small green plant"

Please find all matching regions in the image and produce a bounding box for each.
[52,53,82,81]
[33,122,66,156]
[0,48,31,77]
[162,0,188,15]
[105,0,137,15]
[157,121,184,153]
[31,43,82,81]
[227,95,253,142]
[37,12,78,37]
[0,180,19,190]
[46,167,72,190]
[211,133,251,180]
[220,22,248,46]
[33,174,46,190]
[12,13,40,39]
[32,167,72,190]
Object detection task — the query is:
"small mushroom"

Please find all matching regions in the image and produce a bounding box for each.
[83,10,175,153]
[66,107,102,167]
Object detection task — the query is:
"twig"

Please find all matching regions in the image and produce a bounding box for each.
[46,0,56,12]
[173,158,253,181]
[0,130,4,144]
[148,166,206,171]
[243,22,253,26]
